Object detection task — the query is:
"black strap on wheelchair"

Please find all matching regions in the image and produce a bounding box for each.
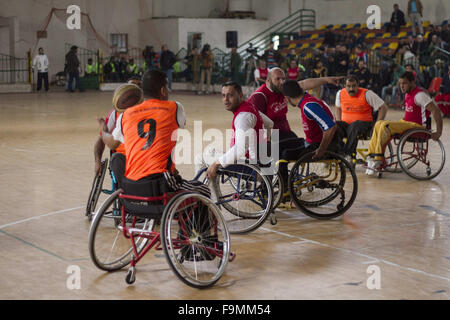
[120,174,171,217]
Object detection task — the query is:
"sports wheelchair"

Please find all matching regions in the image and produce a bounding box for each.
[88,176,234,288]
[194,163,274,234]
[271,151,358,220]
[367,123,446,180]
[85,158,118,221]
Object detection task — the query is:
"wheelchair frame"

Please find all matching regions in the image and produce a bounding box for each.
[370,127,446,180]
[89,189,235,288]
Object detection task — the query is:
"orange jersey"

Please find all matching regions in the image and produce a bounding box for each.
[121,99,179,181]
[340,88,373,124]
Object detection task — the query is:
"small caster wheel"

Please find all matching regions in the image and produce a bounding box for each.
[125,267,136,285]
[270,213,277,225]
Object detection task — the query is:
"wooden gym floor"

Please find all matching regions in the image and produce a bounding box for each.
[0,89,449,300]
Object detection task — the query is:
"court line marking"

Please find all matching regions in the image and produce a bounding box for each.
[260,226,450,283]
[0,229,67,261]
[0,206,83,229]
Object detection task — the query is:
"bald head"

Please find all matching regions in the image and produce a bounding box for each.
[267,68,285,93]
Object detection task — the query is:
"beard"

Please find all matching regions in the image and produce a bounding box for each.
[269,80,281,93]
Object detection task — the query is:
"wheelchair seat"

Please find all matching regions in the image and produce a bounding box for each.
[120,174,171,218]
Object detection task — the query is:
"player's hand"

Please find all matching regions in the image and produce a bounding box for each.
[430,131,441,141]
[206,161,221,180]
[94,160,102,176]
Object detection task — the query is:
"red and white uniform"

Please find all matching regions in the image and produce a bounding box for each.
[404,86,432,127]
[218,101,273,167]
[248,83,290,132]
[287,67,299,80]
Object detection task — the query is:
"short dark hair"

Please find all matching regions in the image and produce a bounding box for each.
[222,81,243,95]
[346,75,359,84]
[400,71,415,82]
[142,69,167,98]
[282,80,304,98]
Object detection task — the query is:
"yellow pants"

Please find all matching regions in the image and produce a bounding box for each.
[368,119,424,160]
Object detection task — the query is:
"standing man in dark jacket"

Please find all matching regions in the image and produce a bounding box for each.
[387,4,406,33]
[160,44,177,90]
[65,45,83,92]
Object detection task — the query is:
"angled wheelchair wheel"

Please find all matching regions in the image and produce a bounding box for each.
[288,151,358,220]
[397,129,446,180]
[88,190,153,272]
[161,192,230,289]
[212,164,273,234]
[86,159,108,220]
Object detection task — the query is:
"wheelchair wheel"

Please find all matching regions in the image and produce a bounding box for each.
[288,151,358,219]
[212,164,273,234]
[88,190,153,272]
[271,171,285,210]
[397,129,446,180]
[161,192,230,289]
[86,159,108,220]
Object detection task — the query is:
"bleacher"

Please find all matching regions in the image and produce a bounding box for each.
[278,20,441,56]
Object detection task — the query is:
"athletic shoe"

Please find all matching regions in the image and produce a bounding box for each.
[365,159,381,175]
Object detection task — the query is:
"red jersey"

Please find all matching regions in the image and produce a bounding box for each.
[248,84,290,132]
[287,67,299,80]
[230,101,264,154]
[258,67,268,80]
[404,86,430,127]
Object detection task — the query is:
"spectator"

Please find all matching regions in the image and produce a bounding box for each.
[262,41,281,69]
[197,44,214,95]
[85,58,97,77]
[118,56,128,82]
[254,59,268,86]
[160,44,177,90]
[309,60,327,98]
[412,34,428,57]
[185,47,200,84]
[404,64,418,83]
[381,63,405,106]
[142,46,154,71]
[286,48,299,65]
[126,58,140,78]
[355,45,368,64]
[387,4,406,33]
[323,29,336,47]
[104,57,119,82]
[32,47,49,92]
[407,0,423,37]
[286,59,301,81]
[334,45,350,76]
[406,35,415,51]
[353,60,371,89]
[230,47,242,84]
[65,45,83,92]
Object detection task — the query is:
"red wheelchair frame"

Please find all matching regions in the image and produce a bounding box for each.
[89,189,235,288]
